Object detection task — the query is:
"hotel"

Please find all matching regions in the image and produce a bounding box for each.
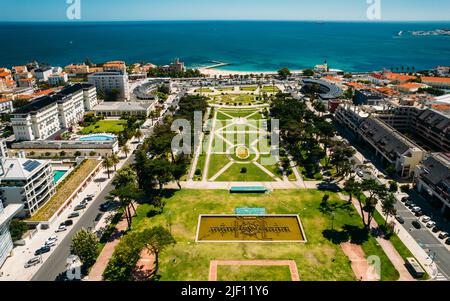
[11,84,98,141]
[88,71,130,100]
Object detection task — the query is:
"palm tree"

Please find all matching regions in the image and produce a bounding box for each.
[134,129,144,143]
[110,153,120,171]
[121,144,130,158]
[102,157,113,179]
[381,193,397,227]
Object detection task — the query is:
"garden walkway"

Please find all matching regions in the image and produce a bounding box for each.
[340,194,415,281]
[86,214,129,281]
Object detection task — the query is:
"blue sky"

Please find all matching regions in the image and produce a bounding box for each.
[0,0,449,22]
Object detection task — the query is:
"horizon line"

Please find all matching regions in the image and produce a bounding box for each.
[1,19,450,23]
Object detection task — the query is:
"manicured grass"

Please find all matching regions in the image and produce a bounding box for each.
[217,265,293,281]
[240,86,258,91]
[80,120,127,134]
[28,159,101,222]
[127,189,398,281]
[208,154,232,179]
[216,163,275,182]
[262,86,280,93]
[195,88,214,93]
[211,94,256,105]
[194,153,206,181]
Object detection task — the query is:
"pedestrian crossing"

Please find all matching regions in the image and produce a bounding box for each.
[435,273,448,281]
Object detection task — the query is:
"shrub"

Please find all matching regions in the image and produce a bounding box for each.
[400,184,411,193]
[195,169,201,176]
[389,181,398,192]
[240,167,247,174]
[74,151,82,157]
[89,151,97,156]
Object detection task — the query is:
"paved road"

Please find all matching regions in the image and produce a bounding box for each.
[31,153,136,281]
[395,193,450,280]
[31,94,180,281]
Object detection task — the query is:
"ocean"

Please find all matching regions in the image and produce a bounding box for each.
[0,21,449,72]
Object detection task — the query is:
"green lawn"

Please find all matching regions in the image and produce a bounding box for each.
[217,265,293,281]
[262,86,280,93]
[240,86,258,91]
[216,163,276,182]
[195,88,214,93]
[80,120,127,134]
[211,94,256,105]
[208,154,232,179]
[127,189,399,281]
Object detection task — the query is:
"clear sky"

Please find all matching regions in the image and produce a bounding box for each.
[0,0,449,22]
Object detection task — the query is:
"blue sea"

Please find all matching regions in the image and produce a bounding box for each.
[0,21,450,72]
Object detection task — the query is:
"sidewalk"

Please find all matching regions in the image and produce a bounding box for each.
[339,193,415,281]
[86,214,129,281]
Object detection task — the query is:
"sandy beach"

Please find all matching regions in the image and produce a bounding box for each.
[198,66,303,77]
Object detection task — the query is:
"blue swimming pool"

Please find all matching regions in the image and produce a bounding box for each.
[53,170,67,183]
[78,135,115,141]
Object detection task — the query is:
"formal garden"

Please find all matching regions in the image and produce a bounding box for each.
[193,106,287,182]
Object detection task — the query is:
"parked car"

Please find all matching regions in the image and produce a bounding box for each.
[64,220,74,226]
[401,197,409,203]
[426,221,436,228]
[405,201,414,207]
[412,207,422,213]
[34,246,51,256]
[438,232,449,239]
[74,204,86,211]
[445,238,450,245]
[46,236,58,243]
[68,212,80,219]
[100,201,113,211]
[94,213,103,222]
[44,239,56,247]
[412,221,422,229]
[415,211,424,217]
[356,170,364,178]
[24,257,42,268]
[87,193,95,198]
[395,215,405,224]
[432,226,441,233]
[422,216,431,223]
[55,225,67,233]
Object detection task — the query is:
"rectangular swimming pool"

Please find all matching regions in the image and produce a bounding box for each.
[53,170,67,183]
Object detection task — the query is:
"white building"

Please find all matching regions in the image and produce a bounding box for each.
[0,201,23,267]
[11,84,98,141]
[88,71,130,100]
[0,142,54,218]
[93,101,154,118]
[0,98,14,114]
[12,96,60,141]
[33,67,53,82]
[48,73,68,86]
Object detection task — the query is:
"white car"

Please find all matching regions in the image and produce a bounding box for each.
[412,207,422,213]
[356,170,364,178]
[24,256,42,268]
[44,240,56,247]
[422,216,431,223]
[55,225,67,233]
[426,221,437,228]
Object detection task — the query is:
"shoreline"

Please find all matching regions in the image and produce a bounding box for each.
[197,66,344,76]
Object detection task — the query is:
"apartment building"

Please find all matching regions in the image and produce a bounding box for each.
[334,104,425,178]
[414,153,450,217]
[0,158,55,217]
[378,107,450,153]
[421,77,450,89]
[103,61,127,73]
[11,84,98,141]
[88,71,130,100]
[48,73,68,85]
[0,201,23,267]
[12,96,60,141]
[0,98,14,114]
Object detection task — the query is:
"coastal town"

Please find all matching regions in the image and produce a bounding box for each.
[0,56,450,283]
